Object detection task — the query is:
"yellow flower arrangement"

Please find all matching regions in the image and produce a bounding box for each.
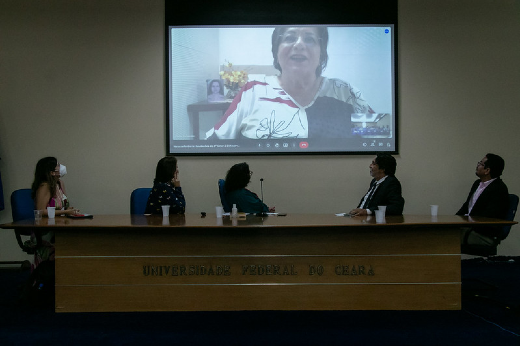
[219,61,248,98]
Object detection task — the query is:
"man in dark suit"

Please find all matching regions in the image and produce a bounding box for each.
[350,153,404,216]
[457,153,509,245]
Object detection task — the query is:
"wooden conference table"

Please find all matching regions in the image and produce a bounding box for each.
[1,214,515,313]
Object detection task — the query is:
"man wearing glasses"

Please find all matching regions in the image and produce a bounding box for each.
[349,153,404,216]
[457,153,510,246]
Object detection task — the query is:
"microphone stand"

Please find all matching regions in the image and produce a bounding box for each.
[256,178,267,217]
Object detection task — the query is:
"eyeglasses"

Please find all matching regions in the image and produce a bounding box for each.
[280,33,320,47]
[249,171,253,176]
[477,161,486,167]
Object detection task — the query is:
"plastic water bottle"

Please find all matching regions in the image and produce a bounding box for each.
[231,204,238,218]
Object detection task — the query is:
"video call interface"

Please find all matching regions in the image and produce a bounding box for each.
[168,24,396,155]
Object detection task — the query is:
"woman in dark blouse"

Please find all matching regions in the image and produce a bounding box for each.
[224,162,274,214]
[145,156,186,214]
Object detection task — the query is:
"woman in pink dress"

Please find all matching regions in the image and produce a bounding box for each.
[30,156,79,268]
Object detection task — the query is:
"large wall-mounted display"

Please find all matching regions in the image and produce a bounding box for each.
[166,1,398,155]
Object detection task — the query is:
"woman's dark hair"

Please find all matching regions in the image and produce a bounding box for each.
[271,26,329,77]
[154,156,178,184]
[484,153,505,178]
[225,162,251,192]
[207,79,223,95]
[375,153,397,176]
[31,156,58,199]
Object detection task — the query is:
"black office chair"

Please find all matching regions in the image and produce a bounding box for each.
[10,188,36,254]
[218,179,232,213]
[130,188,152,214]
[461,194,519,305]
[461,194,519,257]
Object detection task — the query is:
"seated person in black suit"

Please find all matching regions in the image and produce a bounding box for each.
[457,153,509,246]
[349,153,404,216]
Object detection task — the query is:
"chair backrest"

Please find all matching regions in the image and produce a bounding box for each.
[11,188,34,222]
[500,193,519,240]
[130,188,152,215]
[10,189,37,254]
[218,179,231,213]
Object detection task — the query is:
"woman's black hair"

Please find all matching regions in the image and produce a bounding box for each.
[31,156,58,199]
[154,156,178,184]
[271,26,329,77]
[224,162,251,192]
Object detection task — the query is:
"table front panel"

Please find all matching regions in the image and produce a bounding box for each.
[55,224,461,312]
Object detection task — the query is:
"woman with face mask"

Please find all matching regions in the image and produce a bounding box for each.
[30,157,79,268]
[31,157,78,217]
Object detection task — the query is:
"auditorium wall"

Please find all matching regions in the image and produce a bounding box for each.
[1,0,519,261]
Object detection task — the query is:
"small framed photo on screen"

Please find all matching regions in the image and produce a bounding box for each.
[207,79,225,103]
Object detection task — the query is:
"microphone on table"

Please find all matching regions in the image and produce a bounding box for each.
[257,178,267,217]
[260,178,264,203]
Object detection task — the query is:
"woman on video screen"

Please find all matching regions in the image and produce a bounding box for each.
[206,26,374,140]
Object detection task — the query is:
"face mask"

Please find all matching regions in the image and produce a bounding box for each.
[59,164,67,177]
